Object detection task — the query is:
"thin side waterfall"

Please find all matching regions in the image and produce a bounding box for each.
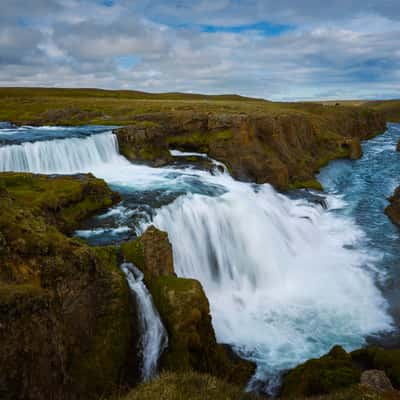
[120,262,168,380]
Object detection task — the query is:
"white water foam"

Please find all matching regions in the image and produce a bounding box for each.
[148,179,393,390]
[75,226,131,238]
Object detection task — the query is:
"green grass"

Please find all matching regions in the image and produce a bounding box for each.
[115,371,262,400]
[1,86,398,126]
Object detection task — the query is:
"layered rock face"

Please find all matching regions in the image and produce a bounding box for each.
[115,107,386,190]
[385,186,400,225]
[0,173,136,400]
[121,226,256,387]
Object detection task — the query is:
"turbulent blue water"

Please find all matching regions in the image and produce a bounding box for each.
[319,122,400,344]
[0,121,399,393]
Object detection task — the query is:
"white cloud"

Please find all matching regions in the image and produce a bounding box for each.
[0,0,399,100]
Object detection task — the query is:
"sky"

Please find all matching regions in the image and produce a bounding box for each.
[1,0,400,101]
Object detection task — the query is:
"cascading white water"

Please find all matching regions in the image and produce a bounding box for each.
[121,262,168,380]
[0,132,125,174]
[149,178,393,391]
[0,127,394,393]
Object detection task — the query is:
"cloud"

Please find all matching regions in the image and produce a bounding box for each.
[0,0,399,100]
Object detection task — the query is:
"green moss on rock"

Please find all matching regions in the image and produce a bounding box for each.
[351,347,400,389]
[0,172,135,400]
[281,346,361,398]
[147,275,255,386]
[121,240,146,271]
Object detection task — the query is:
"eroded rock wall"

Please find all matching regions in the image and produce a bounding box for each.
[115,108,386,190]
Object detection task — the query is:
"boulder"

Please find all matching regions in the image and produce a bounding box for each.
[352,347,400,389]
[121,225,175,280]
[360,370,394,392]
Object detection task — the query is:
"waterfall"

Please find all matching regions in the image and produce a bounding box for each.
[0,132,126,174]
[120,262,168,380]
[0,124,394,393]
[149,180,393,391]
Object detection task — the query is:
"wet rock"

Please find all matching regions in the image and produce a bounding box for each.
[121,225,175,279]
[397,140,400,151]
[139,225,175,278]
[340,137,363,159]
[385,186,400,226]
[361,369,394,392]
[115,123,172,167]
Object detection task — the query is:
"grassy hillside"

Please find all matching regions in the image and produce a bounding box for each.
[1,86,398,126]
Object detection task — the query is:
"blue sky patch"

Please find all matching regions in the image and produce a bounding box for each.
[115,55,140,69]
[201,22,294,36]
[100,0,114,7]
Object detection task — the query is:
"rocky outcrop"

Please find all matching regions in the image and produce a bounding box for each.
[361,370,394,392]
[281,346,361,398]
[121,226,256,387]
[121,226,175,279]
[281,345,400,399]
[351,347,400,389]
[385,186,400,225]
[0,173,136,400]
[115,107,386,190]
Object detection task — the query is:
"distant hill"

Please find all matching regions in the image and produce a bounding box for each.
[0,87,266,102]
[0,86,398,125]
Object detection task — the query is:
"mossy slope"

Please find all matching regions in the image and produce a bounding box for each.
[0,173,135,400]
[281,346,361,398]
[281,345,400,399]
[118,371,262,400]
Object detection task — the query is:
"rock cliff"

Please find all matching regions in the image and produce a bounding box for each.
[0,173,136,400]
[115,107,386,190]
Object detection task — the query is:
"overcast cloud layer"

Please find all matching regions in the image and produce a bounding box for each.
[1,0,399,100]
